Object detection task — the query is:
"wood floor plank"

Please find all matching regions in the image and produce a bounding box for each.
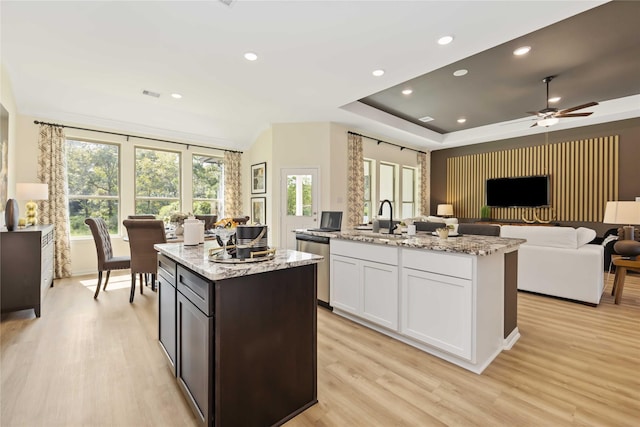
[1,272,639,426]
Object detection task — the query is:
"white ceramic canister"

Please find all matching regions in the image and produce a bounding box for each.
[183,218,200,246]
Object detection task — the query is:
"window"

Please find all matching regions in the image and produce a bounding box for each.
[363,159,373,222]
[192,154,224,215]
[135,147,180,218]
[378,162,396,218]
[364,159,417,221]
[66,139,120,236]
[286,174,313,216]
[402,166,416,218]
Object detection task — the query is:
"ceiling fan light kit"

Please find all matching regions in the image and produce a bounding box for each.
[528,75,598,128]
[537,117,560,127]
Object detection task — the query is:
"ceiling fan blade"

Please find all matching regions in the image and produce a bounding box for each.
[558,101,599,115]
[556,112,593,118]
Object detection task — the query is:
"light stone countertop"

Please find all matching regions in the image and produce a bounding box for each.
[154,242,323,281]
[296,229,526,256]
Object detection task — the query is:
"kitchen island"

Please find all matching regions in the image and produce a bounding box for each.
[324,230,525,374]
[153,242,323,427]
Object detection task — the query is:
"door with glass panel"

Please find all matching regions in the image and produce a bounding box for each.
[280,168,319,250]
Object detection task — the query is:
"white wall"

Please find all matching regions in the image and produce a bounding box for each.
[1,62,19,229]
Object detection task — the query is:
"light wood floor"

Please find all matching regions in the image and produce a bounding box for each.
[1,272,639,426]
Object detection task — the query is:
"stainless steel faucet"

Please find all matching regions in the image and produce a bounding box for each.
[378,199,394,234]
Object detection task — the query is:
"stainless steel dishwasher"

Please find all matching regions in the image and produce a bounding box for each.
[295,233,331,309]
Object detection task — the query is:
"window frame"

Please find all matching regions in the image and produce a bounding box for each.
[134,146,182,218]
[191,153,225,216]
[66,138,122,238]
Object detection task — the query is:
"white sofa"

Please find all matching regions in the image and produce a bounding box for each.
[500,225,604,305]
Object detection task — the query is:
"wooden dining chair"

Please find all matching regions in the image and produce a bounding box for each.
[127,215,157,219]
[85,218,131,299]
[123,219,167,303]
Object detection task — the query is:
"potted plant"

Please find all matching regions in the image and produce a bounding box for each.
[169,212,189,235]
[480,205,491,221]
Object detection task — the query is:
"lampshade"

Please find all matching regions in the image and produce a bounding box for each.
[16,183,49,201]
[437,204,454,216]
[604,201,640,240]
[603,201,640,225]
[537,117,559,127]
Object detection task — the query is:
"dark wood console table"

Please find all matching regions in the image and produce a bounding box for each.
[1,224,54,317]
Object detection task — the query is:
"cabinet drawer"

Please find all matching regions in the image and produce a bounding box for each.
[331,239,398,265]
[177,266,214,316]
[158,253,177,284]
[402,248,473,279]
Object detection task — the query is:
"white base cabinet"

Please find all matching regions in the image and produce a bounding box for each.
[330,239,398,331]
[330,239,511,374]
[402,268,472,360]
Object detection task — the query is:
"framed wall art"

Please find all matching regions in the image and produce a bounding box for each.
[251,197,266,224]
[251,162,266,194]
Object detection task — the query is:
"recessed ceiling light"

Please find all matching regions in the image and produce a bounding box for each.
[453,69,468,77]
[457,118,467,124]
[372,69,385,77]
[244,52,258,61]
[438,35,454,45]
[513,46,531,56]
[548,96,561,103]
[402,89,413,95]
[171,93,182,99]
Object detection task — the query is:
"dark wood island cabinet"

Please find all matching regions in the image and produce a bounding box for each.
[1,224,54,317]
[154,243,322,427]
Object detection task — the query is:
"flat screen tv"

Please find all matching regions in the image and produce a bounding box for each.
[486,175,549,207]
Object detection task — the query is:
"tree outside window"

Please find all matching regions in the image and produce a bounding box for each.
[192,155,223,216]
[66,139,120,236]
[286,174,312,216]
[135,147,180,219]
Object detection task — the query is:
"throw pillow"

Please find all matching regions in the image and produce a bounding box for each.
[576,227,597,247]
[602,234,618,246]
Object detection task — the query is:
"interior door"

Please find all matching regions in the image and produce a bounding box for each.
[280,168,319,250]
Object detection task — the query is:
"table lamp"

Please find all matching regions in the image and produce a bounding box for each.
[437,204,454,217]
[603,201,640,240]
[16,183,48,226]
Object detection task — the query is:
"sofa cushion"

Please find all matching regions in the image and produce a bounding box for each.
[500,225,582,249]
[576,227,597,247]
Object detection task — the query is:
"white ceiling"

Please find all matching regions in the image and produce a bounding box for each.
[3,0,636,152]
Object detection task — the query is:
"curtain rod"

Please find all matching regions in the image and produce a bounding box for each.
[33,120,243,154]
[348,131,426,154]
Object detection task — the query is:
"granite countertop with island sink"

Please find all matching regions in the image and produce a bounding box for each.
[296,229,525,256]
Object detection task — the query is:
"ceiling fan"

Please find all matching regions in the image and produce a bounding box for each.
[528,76,598,127]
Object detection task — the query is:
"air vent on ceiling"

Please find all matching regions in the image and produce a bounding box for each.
[418,116,434,123]
[142,90,161,98]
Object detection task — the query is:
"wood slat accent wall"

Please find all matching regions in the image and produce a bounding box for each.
[446,135,618,221]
